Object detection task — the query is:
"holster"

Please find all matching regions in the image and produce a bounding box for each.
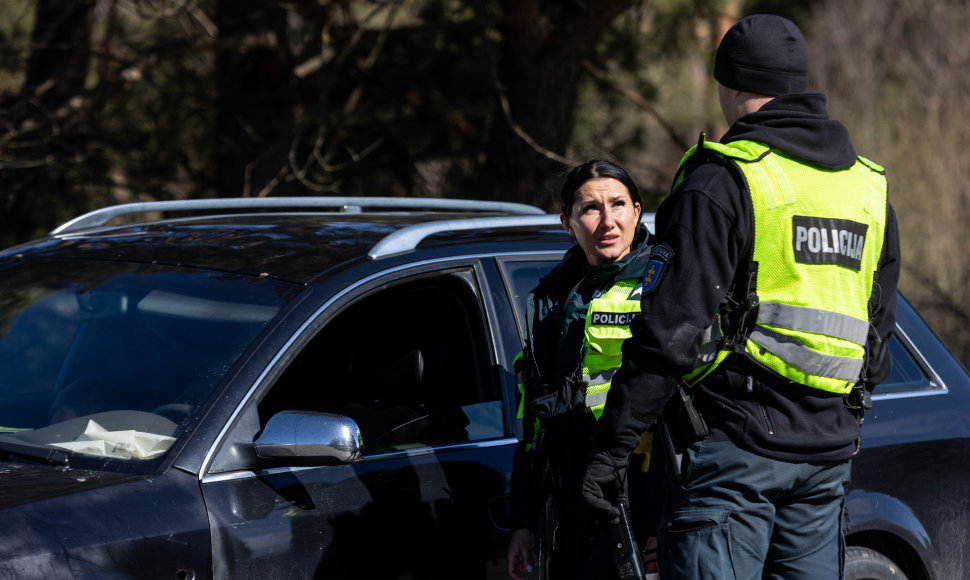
[658,382,708,485]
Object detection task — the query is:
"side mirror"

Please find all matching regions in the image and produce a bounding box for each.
[254,411,363,464]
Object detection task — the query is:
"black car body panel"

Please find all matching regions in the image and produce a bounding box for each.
[0,462,211,578]
[203,444,512,578]
[19,213,570,285]
[0,199,966,579]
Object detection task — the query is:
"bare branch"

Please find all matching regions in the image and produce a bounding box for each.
[492,74,575,166]
[581,59,689,151]
[292,0,409,190]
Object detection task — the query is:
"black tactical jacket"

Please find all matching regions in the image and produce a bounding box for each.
[597,93,901,463]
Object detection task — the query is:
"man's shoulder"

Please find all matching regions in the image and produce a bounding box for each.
[670,156,747,213]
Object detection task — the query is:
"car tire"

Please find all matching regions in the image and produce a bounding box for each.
[845,546,909,580]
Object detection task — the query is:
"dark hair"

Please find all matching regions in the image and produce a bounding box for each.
[559,159,641,216]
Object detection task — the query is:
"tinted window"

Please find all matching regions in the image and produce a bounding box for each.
[873,335,936,396]
[262,272,501,454]
[499,259,557,333]
[0,258,300,466]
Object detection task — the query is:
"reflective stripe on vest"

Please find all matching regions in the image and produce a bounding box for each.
[581,278,642,418]
[679,140,887,394]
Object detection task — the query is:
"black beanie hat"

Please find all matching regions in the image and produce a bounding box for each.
[714,14,808,96]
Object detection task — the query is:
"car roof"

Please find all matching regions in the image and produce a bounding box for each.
[5,198,597,284]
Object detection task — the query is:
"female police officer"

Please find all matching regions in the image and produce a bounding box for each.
[507,159,656,580]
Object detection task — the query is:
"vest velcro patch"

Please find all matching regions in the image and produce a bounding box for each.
[792,216,868,271]
[639,243,673,296]
[590,311,638,326]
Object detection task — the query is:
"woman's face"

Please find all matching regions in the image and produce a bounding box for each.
[561,177,641,266]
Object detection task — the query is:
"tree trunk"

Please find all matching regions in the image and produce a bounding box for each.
[0,0,94,245]
[23,0,93,109]
[478,0,633,209]
[213,1,296,197]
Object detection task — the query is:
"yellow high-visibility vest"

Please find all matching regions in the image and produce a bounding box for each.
[678,138,887,394]
[516,277,641,437]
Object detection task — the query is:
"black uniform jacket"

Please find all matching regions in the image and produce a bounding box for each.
[597,93,901,463]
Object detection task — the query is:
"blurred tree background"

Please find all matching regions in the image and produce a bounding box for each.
[0,0,967,364]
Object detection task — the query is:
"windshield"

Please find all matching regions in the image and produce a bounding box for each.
[0,258,300,468]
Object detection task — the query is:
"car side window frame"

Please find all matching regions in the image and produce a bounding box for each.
[203,259,505,476]
[872,324,947,400]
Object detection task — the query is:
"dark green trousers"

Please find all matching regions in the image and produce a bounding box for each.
[658,439,850,580]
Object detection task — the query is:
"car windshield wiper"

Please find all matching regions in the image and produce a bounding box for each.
[0,439,70,467]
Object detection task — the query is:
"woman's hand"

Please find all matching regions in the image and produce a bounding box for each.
[507,527,535,580]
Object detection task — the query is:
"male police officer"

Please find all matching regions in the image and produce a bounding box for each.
[581,14,900,579]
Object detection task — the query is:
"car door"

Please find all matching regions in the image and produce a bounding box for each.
[199,262,519,579]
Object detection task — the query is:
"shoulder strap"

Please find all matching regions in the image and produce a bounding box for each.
[672,132,757,191]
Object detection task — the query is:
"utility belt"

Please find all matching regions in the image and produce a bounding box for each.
[659,366,871,485]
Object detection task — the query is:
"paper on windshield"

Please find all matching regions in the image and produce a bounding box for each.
[53,420,175,460]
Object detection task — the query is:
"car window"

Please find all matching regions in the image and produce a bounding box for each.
[872,334,936,397]
[0,258,300,467]
[260,271,502,454]
[498,259,558,335]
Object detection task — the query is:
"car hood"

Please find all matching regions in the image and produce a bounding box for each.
[0,460,132,509]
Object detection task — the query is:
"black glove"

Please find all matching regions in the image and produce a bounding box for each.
[581,450,629,521]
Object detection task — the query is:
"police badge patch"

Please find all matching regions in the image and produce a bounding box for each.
[630,243,673,299]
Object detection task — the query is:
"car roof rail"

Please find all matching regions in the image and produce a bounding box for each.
[368,215,563,259]
[50,196,547,235]
[368,212,657,259]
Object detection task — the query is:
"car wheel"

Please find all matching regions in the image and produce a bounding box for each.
[845,546,908,580]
